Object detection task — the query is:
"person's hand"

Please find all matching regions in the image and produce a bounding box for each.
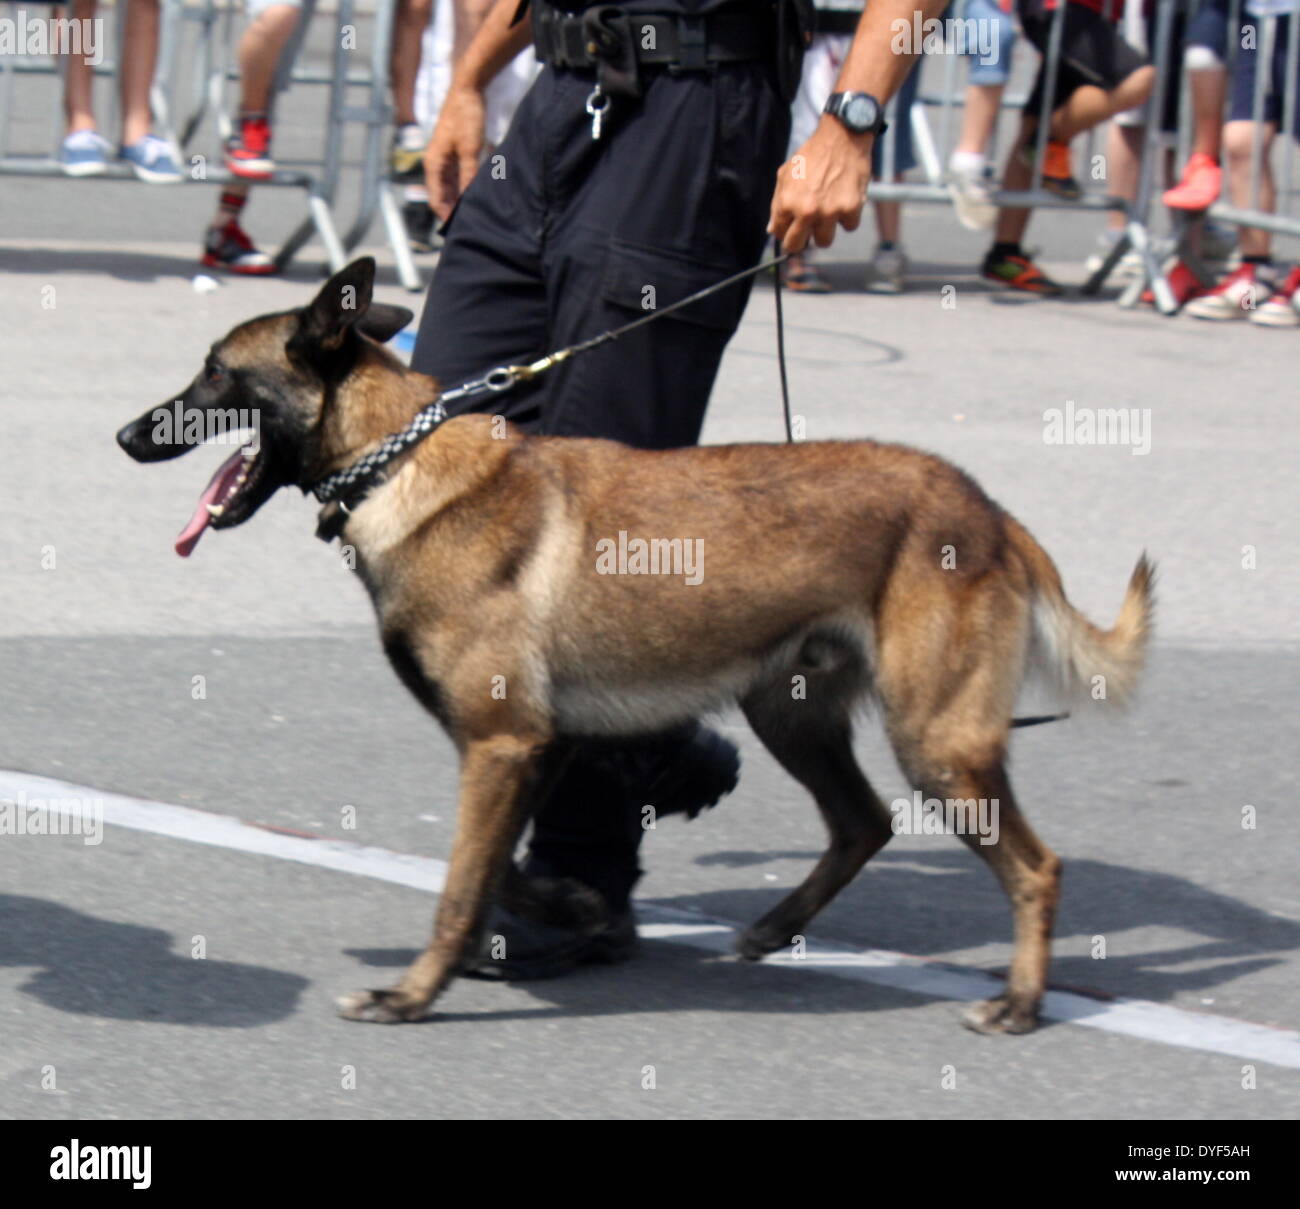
[424,83,487,222]
[768,119,874,253]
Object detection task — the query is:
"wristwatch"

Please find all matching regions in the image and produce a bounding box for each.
[823,91,888,137]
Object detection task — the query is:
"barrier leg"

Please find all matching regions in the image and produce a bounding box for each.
[379,184,424,291]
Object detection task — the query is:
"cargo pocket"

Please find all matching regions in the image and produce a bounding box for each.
[600,238,751,334]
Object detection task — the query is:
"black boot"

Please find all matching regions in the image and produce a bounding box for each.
[460,721,739,981]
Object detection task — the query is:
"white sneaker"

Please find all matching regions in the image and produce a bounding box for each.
[1249,267,1300,327]
[866,245,907,294]
[1183,264,1274,320]
[946,163,997,231]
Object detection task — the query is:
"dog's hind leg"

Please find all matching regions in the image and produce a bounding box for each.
[736,673,895,961]
[885,692,1060,1033]
[877,563,1060,1033]
[953,763,1060,1035]
[337,732,546,1023]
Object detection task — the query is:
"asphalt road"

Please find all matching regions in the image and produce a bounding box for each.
[2,29,1299,1120]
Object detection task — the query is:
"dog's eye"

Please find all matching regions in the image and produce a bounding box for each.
[205,364,224,384]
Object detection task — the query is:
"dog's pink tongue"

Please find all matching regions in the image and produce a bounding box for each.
[175,450,246,558]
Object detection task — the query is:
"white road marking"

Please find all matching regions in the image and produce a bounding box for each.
[5,769,1300,1070]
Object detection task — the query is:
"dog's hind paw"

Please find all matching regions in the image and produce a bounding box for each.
[961,995,1038,1035]
[735,923,794,962]
[336,988,431,1024]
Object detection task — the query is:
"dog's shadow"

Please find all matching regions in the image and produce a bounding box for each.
[0,895,307,1026]
[345,851,1300,1023]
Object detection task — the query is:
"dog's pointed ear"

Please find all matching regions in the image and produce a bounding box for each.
[299,257,376,350]
[357,302,415,344]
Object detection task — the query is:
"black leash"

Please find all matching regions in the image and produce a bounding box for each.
[772,235,795,444]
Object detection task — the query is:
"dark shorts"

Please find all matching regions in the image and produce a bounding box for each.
[1186,0,1232,56]
[1020,4,1149,117]
[1229,14,1300,131]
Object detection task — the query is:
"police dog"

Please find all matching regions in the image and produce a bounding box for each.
[116,258,1153,1033]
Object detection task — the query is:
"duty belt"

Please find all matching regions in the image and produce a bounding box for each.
[531,4,775,79]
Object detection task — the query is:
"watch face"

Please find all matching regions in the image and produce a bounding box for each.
[843,95,879,133]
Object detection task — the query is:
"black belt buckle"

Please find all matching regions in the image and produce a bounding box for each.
[672,15,709,73]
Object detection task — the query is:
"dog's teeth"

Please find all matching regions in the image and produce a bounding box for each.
[206,504,224,518]
[235,474,247,486]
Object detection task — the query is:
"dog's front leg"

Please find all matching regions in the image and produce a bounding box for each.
[337,733,544,1023]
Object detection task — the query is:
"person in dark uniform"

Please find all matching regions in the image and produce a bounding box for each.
[413,0,939,975]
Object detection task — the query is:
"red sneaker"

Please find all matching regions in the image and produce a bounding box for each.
[1163,153,1222,211]
[1140,259,1206,309]
[201,221,278,276]
[224,115,274,181]
[1183,263,1272,320]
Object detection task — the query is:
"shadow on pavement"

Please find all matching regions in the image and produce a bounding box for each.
[344,851,1299,1021]
[0,894,308,1026]
[0,245,374,288]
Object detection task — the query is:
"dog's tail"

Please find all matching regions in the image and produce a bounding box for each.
[1009,519,1155,708]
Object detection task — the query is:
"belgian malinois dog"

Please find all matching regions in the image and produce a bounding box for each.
[116,258,1153,1033]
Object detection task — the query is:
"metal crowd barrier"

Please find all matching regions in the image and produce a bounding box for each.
[0,0,423,288]
[1088,0,1300,311]
[1207,3,1300,236]
[3,1,1296,302]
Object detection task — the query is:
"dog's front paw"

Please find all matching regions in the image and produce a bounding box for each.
[336,987,431,1024]
[735,923,793,962]
[961,995,1038,1035]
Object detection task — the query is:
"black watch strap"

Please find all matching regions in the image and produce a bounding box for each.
[824,91,888,136]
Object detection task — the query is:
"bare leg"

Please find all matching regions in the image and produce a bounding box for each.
[238,4,301,115]
[874,196,902,246]
[993,118,1037,244]
[1051,68,1155,142]
[391,0,435,126]
[955,82,1004,156]
[64,0,99,134]
[1104,123,1144,235]
[1189,66,1227,161]
[1224,119,1276,258]
[119,0,161,146]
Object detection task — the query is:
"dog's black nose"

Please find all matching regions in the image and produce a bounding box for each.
[116,419,144,456]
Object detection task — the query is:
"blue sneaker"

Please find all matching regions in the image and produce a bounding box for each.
[119,134,183,184]
[58,130,112,177]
